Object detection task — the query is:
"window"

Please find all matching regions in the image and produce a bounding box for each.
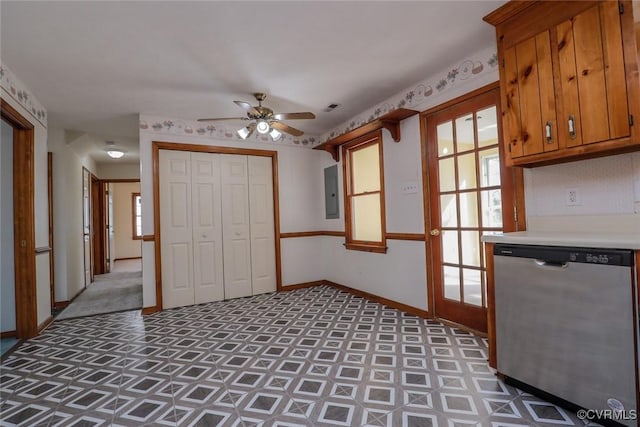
[342,130,386,253]
[132,193,142,239]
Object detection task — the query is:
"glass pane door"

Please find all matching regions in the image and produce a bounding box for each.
[426,88,512,333]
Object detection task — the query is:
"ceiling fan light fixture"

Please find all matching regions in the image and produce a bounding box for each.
[237,126,252,140]
[269,128,282,141]
[256,120,270,134]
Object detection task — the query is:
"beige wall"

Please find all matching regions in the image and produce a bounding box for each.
[112,182,142,260]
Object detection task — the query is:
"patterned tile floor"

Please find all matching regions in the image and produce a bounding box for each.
[0,286,600,427]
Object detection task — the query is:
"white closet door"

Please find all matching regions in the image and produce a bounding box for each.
[248,156,276,295]
[191,152,224,304]
[221,154,252,299]
[159,150,194,309]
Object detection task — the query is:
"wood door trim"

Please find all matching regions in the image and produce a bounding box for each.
[152,141,282,310]
[386,233,425,241]
[280,231,346,238]
[142,234,155,241]
[101,178,140,183]
[1,98,38,339]
[47,152,55,310]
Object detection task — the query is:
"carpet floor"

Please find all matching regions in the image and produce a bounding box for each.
[55,270,142,320]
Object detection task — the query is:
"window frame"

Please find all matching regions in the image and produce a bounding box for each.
[341,130,387,253]
[132,192,142,240]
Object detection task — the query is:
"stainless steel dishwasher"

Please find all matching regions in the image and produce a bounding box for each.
[494,244,637,426]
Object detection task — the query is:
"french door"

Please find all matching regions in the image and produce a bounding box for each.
[426,87,516,332]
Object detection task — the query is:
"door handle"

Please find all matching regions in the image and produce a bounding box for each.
[545,121,553,144]
[568,115,577,140]
[429,229,440,236]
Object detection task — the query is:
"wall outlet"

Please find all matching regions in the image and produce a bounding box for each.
[401,181,419,194]
[565,187,581,206]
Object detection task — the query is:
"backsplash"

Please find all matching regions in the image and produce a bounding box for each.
[524,152,640,231]
[525,152,640,216]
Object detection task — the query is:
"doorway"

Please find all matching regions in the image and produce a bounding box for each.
[1,99,38,339]
[424,86,518,333]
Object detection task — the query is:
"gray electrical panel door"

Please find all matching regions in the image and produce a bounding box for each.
[324,165,339,219]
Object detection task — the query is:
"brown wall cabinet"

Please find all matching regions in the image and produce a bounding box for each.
[485,1,640,167]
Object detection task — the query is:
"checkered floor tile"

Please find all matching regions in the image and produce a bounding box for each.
[0,286,598,426]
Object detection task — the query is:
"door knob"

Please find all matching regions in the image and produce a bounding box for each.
[429,229,440,236]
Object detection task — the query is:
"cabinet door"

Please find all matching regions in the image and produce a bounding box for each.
[502,31,557,159]
[556,2,629,147]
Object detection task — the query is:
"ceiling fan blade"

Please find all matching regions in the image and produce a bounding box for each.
[234,100,259,115]
[271,121,304,136]
[197,117,249,122]
[273,112,316,120]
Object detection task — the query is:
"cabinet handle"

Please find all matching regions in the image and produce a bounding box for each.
[568,115,576,140]
[545,121,553,143]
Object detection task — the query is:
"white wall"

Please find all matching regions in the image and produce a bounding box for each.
[112,182,141,259]
[524,153,640,232]
[98,162,140,180]
[48,125,98,302]
[1,120,16,332]
[315,116,428,309]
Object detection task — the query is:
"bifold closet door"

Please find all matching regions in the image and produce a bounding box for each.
[248,156,276,295]
[220,155,253,299]
[191,152,224,304]
[159,150,194,309]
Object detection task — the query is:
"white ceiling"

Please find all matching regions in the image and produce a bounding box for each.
[1,1,504,163]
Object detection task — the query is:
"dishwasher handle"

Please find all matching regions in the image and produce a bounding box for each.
[534,259,569,269]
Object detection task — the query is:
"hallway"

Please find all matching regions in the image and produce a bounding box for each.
[55,259,142,321]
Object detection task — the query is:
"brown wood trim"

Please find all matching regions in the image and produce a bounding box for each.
[272,152,282,292]
[142,234,155,242]
[152,141,282,309]
[153,141,278,158]
[482,1,536,26]
[485,242,497,368]
[35,246,52,254]
[323,280,430,318]
[114,256,142,262]
[101,178,140,183]
[344,243,388,254]
[314,108,419,161]
[131,192,142,240]
[54,301,69,310]
[419,106,435,319]
[420,82,500,117]
[0,331,17,338]
[48,152,55,310]
[37,316,54,334]
[141,306,159,315]
[2,98,38,339]
[342,130,387,253]
[385,233,425,241]
[280,231,347,238]
[92,176,106,275]
[280,281,326,291]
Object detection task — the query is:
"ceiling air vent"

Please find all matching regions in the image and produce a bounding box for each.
[324,103,340,113]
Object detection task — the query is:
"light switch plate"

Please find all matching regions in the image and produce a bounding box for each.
[401,181,419,194]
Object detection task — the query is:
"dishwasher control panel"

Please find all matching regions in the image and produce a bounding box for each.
[494,244,633,267]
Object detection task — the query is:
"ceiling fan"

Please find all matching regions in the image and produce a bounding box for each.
[198,93,316,141]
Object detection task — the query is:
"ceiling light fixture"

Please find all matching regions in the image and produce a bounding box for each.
[107,150,125,159]
[269,128,282,141]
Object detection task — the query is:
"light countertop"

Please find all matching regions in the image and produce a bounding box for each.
[481,231,640,250]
